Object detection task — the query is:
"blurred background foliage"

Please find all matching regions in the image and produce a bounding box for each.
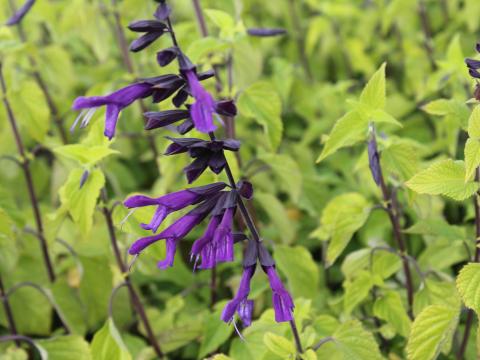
[0,0,480,359]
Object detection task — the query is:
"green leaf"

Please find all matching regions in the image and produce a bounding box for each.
[237,82,283,151]
[406,160,479,201]
[257,153,302,202]
[90,319,132,360]
[406,305,459,360]
[422,99,452,115]
[0,208,18,273]
[324,320,383,360]
[255,192,295,244]
[464,139,480,181]
[468,106,480,138]
[205,9,235,38]
[54,144,119,167]
[198,309,234,359]
[59,168,105,235]
[373,291,411,337]
[312,193,371,266]
[343,271,373,315]
[456,263,480,314]
[10,80,50,143]
[316,110,368,162]
[263,332,296,358]
[38,336,91,360]
[359,62,386,110]
[274,245,319,299]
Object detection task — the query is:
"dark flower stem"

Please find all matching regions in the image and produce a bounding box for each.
[0,276,20,347]
[456,168,480,360]
[164,9,303,353]
[418,0,437,71]
[7,0,68,144]
[109,0,159,160]
[0,62,56,283]
[287,0,313,80]
[100,190,164,358]
[370,131,414,319]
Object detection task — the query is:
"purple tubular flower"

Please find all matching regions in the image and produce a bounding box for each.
[72,83,153,139]
[264,266,294,322]
[6,0,35,26]
[191,215,222,269]
[221,265,256,326]
[212,207,235,262]
[185,70,217,133]
[124,182,227,233]
[367,137,382,186]
[144,110,190,130]
[247,28,287,37]
[128,20,166,52]
[157,47,179,67]
[165,138,241,183]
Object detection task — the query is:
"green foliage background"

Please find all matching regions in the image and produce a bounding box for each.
[1,0,480,359]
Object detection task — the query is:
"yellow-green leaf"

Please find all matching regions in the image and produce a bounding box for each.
[464,139,480,181]
[90,319,131,360]
[263,332,296,358]
[456,263,480,314]
[359,62,386,110]
[468,106,480,138]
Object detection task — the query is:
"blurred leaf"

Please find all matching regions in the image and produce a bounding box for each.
[90,319,131,360]
[263,332,296,358]
[343,271,373,315]
[198,309,234,359]
[457,263,480,314]
[38,335,91,360]
[373,291,411,337]
[255,192,295,244]
[54,144,119,167]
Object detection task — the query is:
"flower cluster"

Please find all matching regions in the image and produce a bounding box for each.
[71,0,294,328]
[466,42,480,100]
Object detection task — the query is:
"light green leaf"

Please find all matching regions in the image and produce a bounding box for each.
[90,319,131,360]
[198,310,234,359]
[316,110,368,162]
[406,160,479,201]
[263,332,296,358]
[237,82,283,151]
[422,99,453,116]
[468,106,480,138]
[313,193,371,266]
[464,139,480,181]
[38,336,91,360]
[54,144,119,167]
[59,168,105,235]
[205,9,235,38]
[359,62,386,110]
[257,153,302,202]
[343,271,373,315]
[456,263,480,314]
[406,305,459,360]
[255,192,295,244]
[274,245,319,299]
[373,291,411,337]
[11,80,50,143]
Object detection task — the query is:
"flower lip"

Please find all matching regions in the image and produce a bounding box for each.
[6,0,35,26]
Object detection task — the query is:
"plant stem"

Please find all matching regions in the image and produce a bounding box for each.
[0,62,56,283]
[370,131,414,318]
[418,0,437,70]
[456,168,480,360]
[287,0,313,80]
[100,190,164,358]
[7,0,68,144]
[166,8,303,353]
[0,276,20,347]
[110,0,159,160]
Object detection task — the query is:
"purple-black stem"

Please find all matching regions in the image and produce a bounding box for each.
[287,0,312,80]
[165,7,303,353]
[8,0,68,144]
[456,168,480,360]
[101,190,164,358]
[370,130,414,319]
[0,276,20,347]
[0,62,56,283]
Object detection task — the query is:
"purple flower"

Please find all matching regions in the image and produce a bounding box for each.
[72,82,154,139]
[221,265,256,327]
[165,137,241,183]
[263,266,294,322]
[367,136,382,186]
[184,70,217,133]
[6,0,35,26]
[124,182,227,233]
[157,47,179,67]
[128,20,167,52]
[247,28,287,37]
[191,191,238,268]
